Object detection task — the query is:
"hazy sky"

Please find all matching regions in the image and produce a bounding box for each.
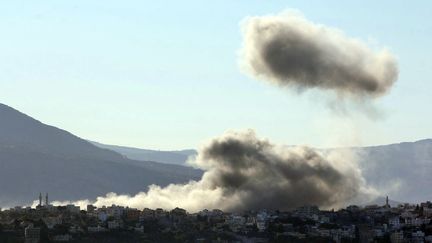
[1,1,431,150]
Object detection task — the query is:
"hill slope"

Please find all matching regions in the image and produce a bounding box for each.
[0,104,201,207]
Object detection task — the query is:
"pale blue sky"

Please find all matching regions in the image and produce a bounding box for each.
[1,1,431,150]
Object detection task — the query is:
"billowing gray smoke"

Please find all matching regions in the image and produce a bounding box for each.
[240,11,398,98]
[193,130,364,210]
[51,130,374,212]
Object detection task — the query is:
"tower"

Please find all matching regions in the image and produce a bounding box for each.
[386,195,389,208]
[39,192,42,206]
[45,193,49,206]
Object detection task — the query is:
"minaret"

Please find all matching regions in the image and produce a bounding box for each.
[39,192,42,206]
[45,193,49,206]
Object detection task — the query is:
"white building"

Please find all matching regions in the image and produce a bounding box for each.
[228,215,245,232]
[107,220,121,230]
[390,231,404,243]
[52,234,72,242]
[43,217,62,229]
[256,219,267,232]
[389,217,401,229]
[98,211,108,222]
[412,230,425,241]
[25,224,40,243]
[87,225,107,233]
[107,205,124,218]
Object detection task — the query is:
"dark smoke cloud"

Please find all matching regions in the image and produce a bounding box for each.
[55,130,374,212]
[240,11,398,98]
[194,130,364,210]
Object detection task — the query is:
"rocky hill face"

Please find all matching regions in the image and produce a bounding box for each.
[0,104,202,207]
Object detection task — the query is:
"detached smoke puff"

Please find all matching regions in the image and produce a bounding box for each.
[63,130,370,212]
[240,11,398,97]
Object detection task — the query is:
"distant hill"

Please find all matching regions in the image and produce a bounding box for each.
[0,103,202,208]
[354,139,432,204]
[91,141,196,166]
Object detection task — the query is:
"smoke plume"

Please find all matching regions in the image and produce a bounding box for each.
[240,11,398,98]
[53,130,374,212]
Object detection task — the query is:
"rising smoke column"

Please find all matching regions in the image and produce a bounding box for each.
[240,11,398,98]
[55,130,373,212]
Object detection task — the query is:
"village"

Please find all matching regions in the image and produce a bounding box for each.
[1,194,432,242]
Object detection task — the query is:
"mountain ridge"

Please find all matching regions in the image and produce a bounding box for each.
[90,141,196,166]
[0,103,202,207]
